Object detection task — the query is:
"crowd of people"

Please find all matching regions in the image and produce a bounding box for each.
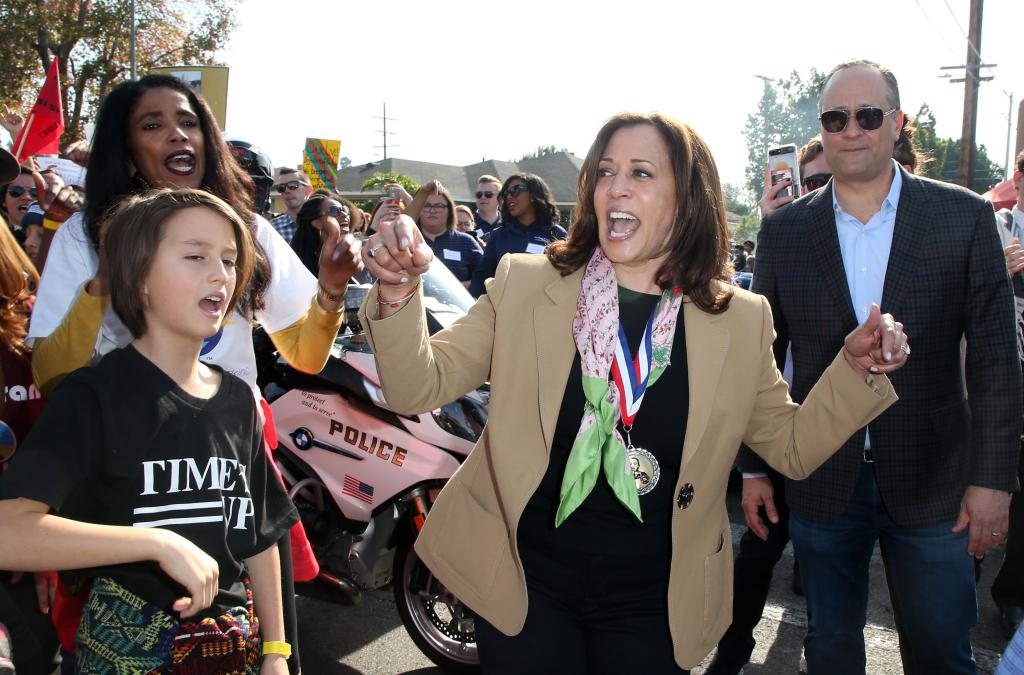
[0,57,1021,675]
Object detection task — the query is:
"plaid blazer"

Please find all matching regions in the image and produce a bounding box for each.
[739,167,1022,527]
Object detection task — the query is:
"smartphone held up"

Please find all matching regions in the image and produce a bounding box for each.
[768,144,801,200]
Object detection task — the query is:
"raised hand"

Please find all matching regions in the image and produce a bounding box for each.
[842,303,909,378]
[317,212,364,299]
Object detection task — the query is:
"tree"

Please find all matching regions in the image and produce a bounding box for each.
[732,213,761,249]
[742,70,827,199]
[360,171,420,195]
[723,183,753,217]
[0,0,240,144]
[912,104,1003,193]
[517,145,570,161]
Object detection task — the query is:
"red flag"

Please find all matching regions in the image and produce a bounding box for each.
[12,58,65,162]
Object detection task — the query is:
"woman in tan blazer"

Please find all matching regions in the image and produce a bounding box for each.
[358,113,907,673]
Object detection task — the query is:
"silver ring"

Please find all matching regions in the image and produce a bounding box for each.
[368,243,385,258]
[899,344,910,355]
[992,531,1002,537]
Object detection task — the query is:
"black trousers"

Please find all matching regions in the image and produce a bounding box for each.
[0,574,59,675]
[475,541,688,674]
[714,470,791,666]
[992,444,1024,609]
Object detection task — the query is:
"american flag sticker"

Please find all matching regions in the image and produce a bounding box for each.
[343,475,375,504]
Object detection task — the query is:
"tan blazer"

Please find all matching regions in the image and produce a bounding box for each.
[360,254,896,669]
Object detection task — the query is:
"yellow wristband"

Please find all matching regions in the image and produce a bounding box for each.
[42,217,62,231]
[262,640,291,659]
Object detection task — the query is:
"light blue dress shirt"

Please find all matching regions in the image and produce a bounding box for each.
[833,160,903,451]
[833,160,903,325]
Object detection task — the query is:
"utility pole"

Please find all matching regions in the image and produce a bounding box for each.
[1005,92,1014,179]
[1017,99,1024,160]
[129,0,137,80]
[938,0,987,188]
[374,104,398,160]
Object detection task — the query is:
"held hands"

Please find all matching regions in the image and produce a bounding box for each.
[953,486,1011,558]
[154,529,220,619]
[741,476,778,541]
[361,213,433,289]
[842,304,909,379]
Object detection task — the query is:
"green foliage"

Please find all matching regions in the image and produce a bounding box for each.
[360,171,420,195]
[742,70,827,198]
[913,105,1003,193]
[723,183,754,217]
[0,0,240,144]
[732,213,761,248]
[517,145,570,161]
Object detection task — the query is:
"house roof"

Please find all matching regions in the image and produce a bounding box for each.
[336,152,583,205]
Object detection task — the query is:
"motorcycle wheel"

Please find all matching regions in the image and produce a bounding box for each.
[392,527,480,673]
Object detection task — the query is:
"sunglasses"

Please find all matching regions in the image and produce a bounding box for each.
[505,184,530,197]
[819,107,898,133]
[802,173,832,191]
[323,204,350,219]
[475,191,495,199]
[274,180,310,192]
[423,202,450,211]
[6,186,37,199]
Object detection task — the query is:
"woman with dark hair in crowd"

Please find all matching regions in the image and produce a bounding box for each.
[467,172,566,296]
[410,185,482,287]
[25,73,361,674]
[291,190,361,275]
[1,166,36,244]
[357,112,906,672]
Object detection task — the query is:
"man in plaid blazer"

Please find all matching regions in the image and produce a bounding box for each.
[748,60,1021,674]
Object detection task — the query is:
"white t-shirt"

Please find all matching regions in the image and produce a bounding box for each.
[28,211,318,396]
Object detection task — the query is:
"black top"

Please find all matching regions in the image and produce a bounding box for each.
[1,345,298,616]
[518,287,689,561]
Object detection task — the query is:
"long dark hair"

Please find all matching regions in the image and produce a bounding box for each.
[499,173,559,227]
[291,191,358,276]
[84,74,269,314]
[548,112,733,313]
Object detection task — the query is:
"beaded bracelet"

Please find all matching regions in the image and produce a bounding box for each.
[378,282,419,308]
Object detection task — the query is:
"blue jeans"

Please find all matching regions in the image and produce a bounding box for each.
[790,462,977,675]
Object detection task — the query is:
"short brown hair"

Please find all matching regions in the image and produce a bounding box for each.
[277,168,310,184]
[821,59,901,111]
[105,189,256,339]
[548,112,733,313]
[419,186,458,231]
[798,136,824,173]
[477,175,500,187]
[1016,150,1024,173]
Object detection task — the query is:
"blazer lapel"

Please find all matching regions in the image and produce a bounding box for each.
[679,300,729,471]
[534,267,584,454]
[810,185,858,327]
[881,169,926,317]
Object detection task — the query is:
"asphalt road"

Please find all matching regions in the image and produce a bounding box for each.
[296,482,1014,675]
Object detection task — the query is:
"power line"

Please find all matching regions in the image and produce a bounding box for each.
[912,0,962,60]
[941,0,993,73]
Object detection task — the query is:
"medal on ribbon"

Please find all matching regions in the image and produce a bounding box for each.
[610,308,661,495]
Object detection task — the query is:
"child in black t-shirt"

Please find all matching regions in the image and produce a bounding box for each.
[0,189,298,674]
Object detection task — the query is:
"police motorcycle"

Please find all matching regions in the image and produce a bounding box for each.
[263,262,484,672]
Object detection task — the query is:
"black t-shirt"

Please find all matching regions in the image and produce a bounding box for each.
[0,345,298,617]
[519,287,689,561]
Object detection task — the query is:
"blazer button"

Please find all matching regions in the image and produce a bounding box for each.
[677,483,694,510]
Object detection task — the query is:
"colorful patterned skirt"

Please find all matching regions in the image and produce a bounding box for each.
[75,577,261,674]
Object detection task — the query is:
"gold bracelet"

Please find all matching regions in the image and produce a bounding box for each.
[262,640,291,659]
[377,282,419,308]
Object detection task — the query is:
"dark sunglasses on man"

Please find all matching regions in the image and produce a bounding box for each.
[475,191,495,199]
[802,173,832,192]
[5,185,37,199]
[273,179,310,193]
[819,107,898,134]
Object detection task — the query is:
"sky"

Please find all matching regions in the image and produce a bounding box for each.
[220,1,1019,194]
